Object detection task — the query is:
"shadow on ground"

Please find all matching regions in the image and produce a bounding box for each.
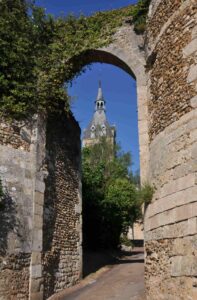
[83,248,144,277]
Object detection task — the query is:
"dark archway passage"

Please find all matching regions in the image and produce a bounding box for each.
[69,58,143,280]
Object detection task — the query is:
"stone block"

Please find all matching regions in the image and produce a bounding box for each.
[158,186,197,217]
[171,256,197,277]
[187,64,197,83]
[190,95,197,108]
[33,229,42,241]
[147,199,197,231]
[75,203,81,214]
[35,180,45,194]
[30,278,43,293]
[138,120,149,134]
[183,38,197,57]
[160,174,195,199]
[149,215,160,230]
[139,132,149,146]
[33,215,43,229]
[138,104,148,120]
[171,256,182,277]
[192,24,197,39]
[34,191,44,206]
[191,143,197,159]
[191,202,197,218]
[173,163,191,180]
[186,118,197,132]
[31,264,42,279]
[31,252,42,266]
[190,129,197,143]
[187,218,197,236]
[30,291,43,300]
[34,204,43,216]
[175,203,193,223]
[0,166,8,174]
[32,241,42,252]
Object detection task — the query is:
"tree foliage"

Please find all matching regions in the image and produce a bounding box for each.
[82,138,142,249]
[0,0,56,118]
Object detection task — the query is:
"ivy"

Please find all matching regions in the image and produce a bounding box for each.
[132,0,151,34]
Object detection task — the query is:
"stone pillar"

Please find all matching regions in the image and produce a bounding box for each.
[0,118,37,300]
[29,115,46,300]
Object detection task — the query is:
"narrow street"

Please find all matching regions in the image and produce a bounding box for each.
[50,248,145,300]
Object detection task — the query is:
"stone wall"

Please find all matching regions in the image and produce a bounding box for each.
[42,112,82,299]
[147,0,196,140]
[0,118,36,300]
[144,0,197,299]
[0,112,82,300]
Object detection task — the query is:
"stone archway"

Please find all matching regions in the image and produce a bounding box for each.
[0,23,149,300]
[30,23,149,300]
[70,23,149,182]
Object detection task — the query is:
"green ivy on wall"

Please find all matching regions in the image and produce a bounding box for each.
[0,0,150,120]
[132,0,151,34]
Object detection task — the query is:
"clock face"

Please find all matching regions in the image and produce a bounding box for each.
[91,125,95,132]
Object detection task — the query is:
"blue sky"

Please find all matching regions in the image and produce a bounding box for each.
[35,0,138,16]
[35,0,139,173]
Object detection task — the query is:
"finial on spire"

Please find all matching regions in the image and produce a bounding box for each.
[99,80,101,88]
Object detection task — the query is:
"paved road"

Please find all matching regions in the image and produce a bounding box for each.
[50,248,145,300]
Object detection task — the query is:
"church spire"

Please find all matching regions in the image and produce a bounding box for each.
[95,81,105,111]
[82,81,116,146]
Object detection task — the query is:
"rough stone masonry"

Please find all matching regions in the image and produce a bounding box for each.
[144,0,197,299]
[0,112,82,300]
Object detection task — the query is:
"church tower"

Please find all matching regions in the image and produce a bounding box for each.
[82,81,116,147]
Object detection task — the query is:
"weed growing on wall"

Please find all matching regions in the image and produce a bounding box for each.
[132,0,151,34]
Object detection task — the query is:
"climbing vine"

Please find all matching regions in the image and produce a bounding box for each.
[0,0,150,119]
[132,0,151,34]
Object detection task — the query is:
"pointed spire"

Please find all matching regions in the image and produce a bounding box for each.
[97,80,103,101]
[95,81,106,111]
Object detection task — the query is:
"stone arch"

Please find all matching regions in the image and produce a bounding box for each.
[0,23,150,300]
[72,49,136,78]
[69,24,149,182]
[30,24,149,300]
